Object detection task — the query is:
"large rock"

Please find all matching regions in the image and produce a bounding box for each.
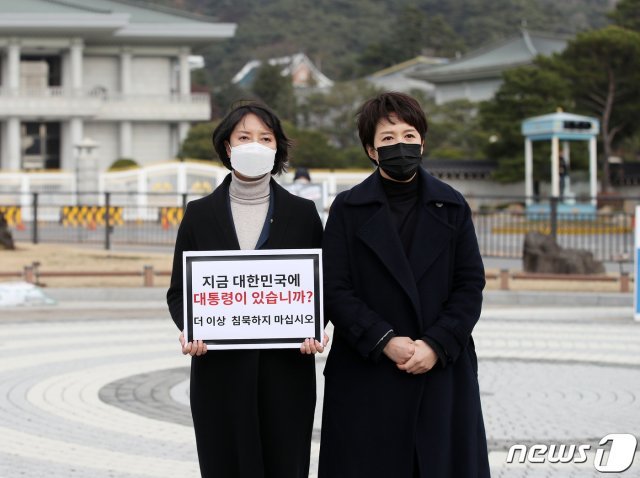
[0,212,15,250]
[523,232,605,274]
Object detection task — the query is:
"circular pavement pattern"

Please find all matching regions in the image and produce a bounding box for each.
[1,308,640,477]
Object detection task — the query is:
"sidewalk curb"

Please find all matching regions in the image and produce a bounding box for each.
[483,290,633,307]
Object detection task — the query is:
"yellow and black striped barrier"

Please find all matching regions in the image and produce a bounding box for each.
[160,207,184,229]
[0,206,23,229]
[61,206,124,228]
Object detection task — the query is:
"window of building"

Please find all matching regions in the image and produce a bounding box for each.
[21,122,60,170]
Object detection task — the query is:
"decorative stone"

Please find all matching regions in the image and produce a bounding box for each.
[0,212,15,250]
[523,232,605,274]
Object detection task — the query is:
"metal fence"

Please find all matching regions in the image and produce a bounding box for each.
[1,192,638,263]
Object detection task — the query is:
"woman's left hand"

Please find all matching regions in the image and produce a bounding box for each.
[300,332,330,354]
[396,339,437,374]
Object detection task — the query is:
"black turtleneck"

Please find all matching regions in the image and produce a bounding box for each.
[379,170,419,256]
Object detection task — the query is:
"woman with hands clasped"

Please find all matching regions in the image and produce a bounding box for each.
[167,102,328,478]
[318,92,490,478]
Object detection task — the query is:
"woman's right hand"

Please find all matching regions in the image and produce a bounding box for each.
[179,332,207,356]
[383,336,415,364]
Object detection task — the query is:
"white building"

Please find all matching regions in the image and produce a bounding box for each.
[0,0,235,173]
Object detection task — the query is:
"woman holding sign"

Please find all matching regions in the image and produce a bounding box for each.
[167,102,326,478]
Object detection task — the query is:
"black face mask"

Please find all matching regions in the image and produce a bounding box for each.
[376,143,422,181]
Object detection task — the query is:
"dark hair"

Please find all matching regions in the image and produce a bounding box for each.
[356,92,428,159]
[212,101,290,175]
[294,167,311,181]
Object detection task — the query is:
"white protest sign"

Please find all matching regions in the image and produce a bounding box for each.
[183,249,323,349]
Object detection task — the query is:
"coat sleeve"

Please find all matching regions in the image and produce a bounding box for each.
[166,204,193,332]
[322,194,395,359]
[423,200,485,366]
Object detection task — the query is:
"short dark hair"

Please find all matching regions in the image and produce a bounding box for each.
[356,92,428,158]
[211,101,290,175]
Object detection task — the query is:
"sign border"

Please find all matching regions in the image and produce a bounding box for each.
[184,249,323,348]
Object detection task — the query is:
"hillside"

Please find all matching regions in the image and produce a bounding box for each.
[136,0,614,83]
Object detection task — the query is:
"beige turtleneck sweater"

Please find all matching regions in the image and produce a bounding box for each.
[229,172,271,250]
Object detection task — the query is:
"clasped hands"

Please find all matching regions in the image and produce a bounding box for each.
[383,337,438,374]
[178,332,330,356]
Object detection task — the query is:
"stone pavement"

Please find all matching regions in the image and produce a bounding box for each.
[1,290,639,477]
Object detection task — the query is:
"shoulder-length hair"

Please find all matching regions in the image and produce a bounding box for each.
[211,101,291,175]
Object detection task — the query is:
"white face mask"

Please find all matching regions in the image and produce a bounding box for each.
[230,142,276,178]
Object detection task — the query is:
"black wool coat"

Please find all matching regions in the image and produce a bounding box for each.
[167,173,323,478]
[318,169,490,478]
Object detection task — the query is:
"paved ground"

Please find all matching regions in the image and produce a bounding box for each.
[1,290,640,477]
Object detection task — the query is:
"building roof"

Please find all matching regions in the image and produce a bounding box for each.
[368,55,448,79]
[366,56,447,94]
[0,0,236,44]
[412,29,567,83]
[232,53,334,89]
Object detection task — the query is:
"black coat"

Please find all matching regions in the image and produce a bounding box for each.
[167,173,323,478]
[318,169,490,478]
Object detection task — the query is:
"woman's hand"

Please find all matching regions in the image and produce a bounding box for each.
[179,332,208,356]
[396,340,437,374]
[383,336,415,364]
[300,332,330,354]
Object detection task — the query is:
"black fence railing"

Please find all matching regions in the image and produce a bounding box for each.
[1,192,638,262]
[469,195,637,263]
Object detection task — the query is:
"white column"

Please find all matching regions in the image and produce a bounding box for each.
[120,48,132,95]
[6,118,21,170]
[524,138,533,206]
[177,161,187,194]
[179,47,191,96]
[178,122,190,150]
[551,135,560,197]
[7,39,21,95]
[562,141,571,167]
[119,121,133,158]
[70,38,83,95]
[589,136,598,206]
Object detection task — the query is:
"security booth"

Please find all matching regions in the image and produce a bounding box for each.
[521,111,599,215]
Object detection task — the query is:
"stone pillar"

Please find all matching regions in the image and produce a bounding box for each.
[178,47,191,96]
[70,38,83,95]
[550,135,560,198]
[120,47,132,95]
[6,118,21,170]
[177,122,190,155]
[75,138,99,202]
[589,136,598,206]
[7,39,20,95]
[119,121,133,158]
[524,138,533,206]
[70,118,84,181]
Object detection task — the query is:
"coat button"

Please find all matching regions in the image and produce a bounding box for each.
[435,202,443,208]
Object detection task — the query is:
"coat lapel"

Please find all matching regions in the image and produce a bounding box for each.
[263,180,293,249]
[408,169,462,282]
[407,202,454,282]
[348,173,421,315]
[206,174,241,250]
[357,206,422,315]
